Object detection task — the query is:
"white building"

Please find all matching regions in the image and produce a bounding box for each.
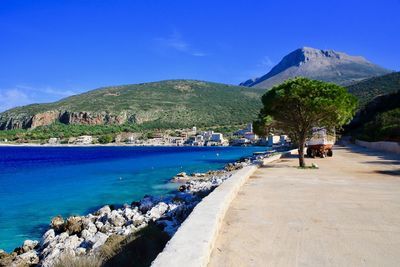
[280,135,288,145]
[211,133,224,143]
[267,135,281,146]
[195,135,204,142]
[126,136,136,144]
[199,130,214,141]
[171,137,185,146]
[244,132,258,142]
[75,135,93,145]
[48,138,60,145]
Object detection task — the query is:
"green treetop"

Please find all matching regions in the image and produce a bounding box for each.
[255,77,358,167]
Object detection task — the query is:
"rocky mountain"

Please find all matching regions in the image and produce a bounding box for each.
[241,47,391,89]
[0,80,264,130]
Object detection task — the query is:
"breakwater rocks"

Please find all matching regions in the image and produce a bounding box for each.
[0,150,279,266]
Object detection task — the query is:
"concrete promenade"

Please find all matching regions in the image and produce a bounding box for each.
[208,145,400,267]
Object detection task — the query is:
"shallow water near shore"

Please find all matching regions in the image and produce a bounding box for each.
[0,146,265,252]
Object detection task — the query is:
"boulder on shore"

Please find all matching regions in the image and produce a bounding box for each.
[65,216,83,235]
[22,240,38,253]
[12,250,39,266]
[0,250,17,266]
[50,215,65,232]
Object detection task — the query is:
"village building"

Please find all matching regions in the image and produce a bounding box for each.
[74,135,93,145]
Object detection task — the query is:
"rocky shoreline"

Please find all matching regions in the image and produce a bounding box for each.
[0,149,283,267]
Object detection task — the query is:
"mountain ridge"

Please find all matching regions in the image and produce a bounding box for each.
[241,47,391,88]
[0,80,264,130]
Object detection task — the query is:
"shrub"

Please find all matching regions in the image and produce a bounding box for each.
[53,255,103,267]
[98,135,114,144]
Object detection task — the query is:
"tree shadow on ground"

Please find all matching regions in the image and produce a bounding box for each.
[282,153,298,159]
[338,144,400,177]
[338,144,400,161]
[374,170,400,176]
[364,160,400,165]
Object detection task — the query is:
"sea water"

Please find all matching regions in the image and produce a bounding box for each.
[0,146,265,251]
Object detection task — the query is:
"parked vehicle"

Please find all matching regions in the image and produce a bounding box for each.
[306,128,335,158]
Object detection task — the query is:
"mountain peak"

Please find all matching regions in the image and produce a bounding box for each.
[292,46,367,64]
[240,47,388,88]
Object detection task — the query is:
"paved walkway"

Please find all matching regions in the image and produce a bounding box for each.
[208,145,400,267]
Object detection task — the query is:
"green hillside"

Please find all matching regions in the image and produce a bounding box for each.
[346,72,400,106]
[0,80,264,131]
[345,90,400,142]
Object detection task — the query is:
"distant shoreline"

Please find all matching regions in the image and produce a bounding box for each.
[0,143,258,148]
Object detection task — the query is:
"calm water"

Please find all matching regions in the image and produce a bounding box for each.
[0,146,265,252]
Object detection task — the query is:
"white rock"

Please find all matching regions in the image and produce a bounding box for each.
[86,213,97,222]
[97,205,111,216]
[12,250,39,266]
[81,229,93,240]
[95,221,104,230]
[146,202,169,221]
[57,232,69,243]
[85,222,97,234]
[120,224,136,235]
[100,222,112,233]
[22,239,39,252]
[132,214,145,226]
[64,235,82,251]
[89,232,109,250]
[82,217,92,228]
[123,207,135,220]
[40,229,55,248]
[109,210,126,227]
[168,203,179,212]
[40,247,60,267]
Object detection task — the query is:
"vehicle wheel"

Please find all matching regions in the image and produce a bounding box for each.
[327,150,333,157]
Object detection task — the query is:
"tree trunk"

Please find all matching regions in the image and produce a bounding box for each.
[298,139,306,167]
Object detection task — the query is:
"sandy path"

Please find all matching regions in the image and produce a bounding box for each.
[208,145,400,267]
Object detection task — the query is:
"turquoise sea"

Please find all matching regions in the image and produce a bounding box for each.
[0,146,265,252]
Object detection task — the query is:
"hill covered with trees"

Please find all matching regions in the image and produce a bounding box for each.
[346,72,400,107]
[0,80,264,131]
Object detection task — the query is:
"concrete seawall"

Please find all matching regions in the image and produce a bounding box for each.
[151,150,295,267]
[355,139,400,154]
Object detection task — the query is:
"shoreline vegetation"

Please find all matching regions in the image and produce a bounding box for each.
[0,146,289,266]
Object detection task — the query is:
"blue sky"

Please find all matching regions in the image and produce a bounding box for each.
[0,0,399,111]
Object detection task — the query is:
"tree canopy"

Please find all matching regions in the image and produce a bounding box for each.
[256,77,358,166]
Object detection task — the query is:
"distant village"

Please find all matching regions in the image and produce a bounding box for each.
[43,123,289,147]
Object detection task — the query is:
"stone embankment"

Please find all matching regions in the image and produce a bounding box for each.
[0,150,282,266]
[355,139,400,154]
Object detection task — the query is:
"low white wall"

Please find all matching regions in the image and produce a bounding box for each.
[151,150,295,267]
[355,140,400,154]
